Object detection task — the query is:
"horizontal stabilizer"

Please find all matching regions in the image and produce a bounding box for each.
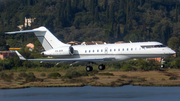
[15,51,26,60]
[5,30,45,34]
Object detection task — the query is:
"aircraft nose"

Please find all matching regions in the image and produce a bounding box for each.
[164,48,176,55]
[170,50,176,55]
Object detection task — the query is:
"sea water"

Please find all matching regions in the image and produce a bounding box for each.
[0,85,180,101]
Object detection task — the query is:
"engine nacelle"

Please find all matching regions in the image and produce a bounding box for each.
[69,46,74,55]
[41,46,74,56]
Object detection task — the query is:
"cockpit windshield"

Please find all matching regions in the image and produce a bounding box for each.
[141,45,166,49]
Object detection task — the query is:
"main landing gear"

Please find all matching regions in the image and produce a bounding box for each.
[98,64,105,70]
[86,66,93,72]
[86,64,106,72]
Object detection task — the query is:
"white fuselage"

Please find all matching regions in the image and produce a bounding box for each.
[43,42,175,63]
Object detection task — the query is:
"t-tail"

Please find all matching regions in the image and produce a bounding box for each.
[5,26,68,51]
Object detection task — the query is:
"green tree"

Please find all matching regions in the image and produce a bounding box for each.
[104,0,108,10]
[175,57,180,68]
[126,0,129,24]
[140,0,142,7]
[109,4,115,23]
[167,37,180,52]
[175,4,178,22]
[73,0,78,12]
[106,5,109,23]
[0,38,6,46]
[90,0,95,15]
[82,0,85,10]
[94,6,99,22]
[66,0,72,22]
[129,34,138,42]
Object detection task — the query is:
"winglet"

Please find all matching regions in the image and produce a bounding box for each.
[15,51,26,60]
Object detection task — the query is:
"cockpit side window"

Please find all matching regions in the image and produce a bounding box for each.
[154,45,166,48]
[154,45,160,48]
[159,45,166,47]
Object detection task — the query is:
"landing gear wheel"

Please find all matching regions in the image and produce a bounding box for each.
[161,64,164,68]
[98,64,105,70]
[86,66,93,72]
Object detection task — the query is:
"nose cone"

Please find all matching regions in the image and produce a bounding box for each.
[164,48,176,56]
[170,50,176,55]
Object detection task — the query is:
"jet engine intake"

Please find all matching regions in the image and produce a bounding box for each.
[69,46,74,55]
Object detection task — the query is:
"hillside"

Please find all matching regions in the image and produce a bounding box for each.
[0,0,180,48]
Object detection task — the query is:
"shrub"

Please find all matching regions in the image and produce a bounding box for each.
[140,78,146,82]
[40,72,46,77]
[25,75,36,83]
[62,70,88,79]
[169,76,177,80]
[48,72,61,79]
[92,76,99,79]
[18,72,40,83]
[121,64,136,71]
[9,73,14,78]
[19,72,28,77]
[65,79,84,83]
[116,79,124,82]
[88,70,99,76]
[121,75,127,78]
[98,72,114,76]
[1,73,14,81]
[25,72,36,83]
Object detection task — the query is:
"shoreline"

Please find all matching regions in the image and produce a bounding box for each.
[1,69,180,89]
[2,83,180,90]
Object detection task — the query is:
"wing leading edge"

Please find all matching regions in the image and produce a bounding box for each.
[15,51,115,62]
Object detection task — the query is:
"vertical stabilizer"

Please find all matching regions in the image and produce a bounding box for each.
[6,26,68,51]
[33,27,67,50]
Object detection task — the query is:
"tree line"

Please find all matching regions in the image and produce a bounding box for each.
[0,0,180,50]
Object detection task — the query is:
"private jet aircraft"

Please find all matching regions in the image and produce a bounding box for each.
[6,26,176,72]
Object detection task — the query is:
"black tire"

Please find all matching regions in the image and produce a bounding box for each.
[86,66,93,72]
[98,64,105,70]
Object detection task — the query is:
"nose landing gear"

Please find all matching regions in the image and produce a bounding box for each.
[161,57,165,68]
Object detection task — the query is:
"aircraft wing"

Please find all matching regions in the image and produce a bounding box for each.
[15,51,115,62]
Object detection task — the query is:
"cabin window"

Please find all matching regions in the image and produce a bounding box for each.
[93,50,94,52]
[135,48,137,50]
[127,48,129,51]
[114,49,116,51]
[118,49,120,51]
[131,48,133,51]
[139,48,141,50]
[89,50,91,53]
[101,49,103,52]
[110,49,112,52]
[97,50,99,52]
[122,48,124,51]
[85,50,87,53]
